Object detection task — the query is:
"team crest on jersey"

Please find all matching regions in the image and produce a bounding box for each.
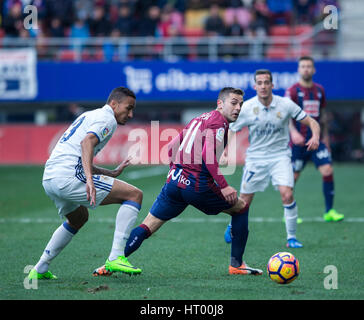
[253,107,260,115]
[102,127,110,138]
[276,112,282,119]
[216,127,225,142]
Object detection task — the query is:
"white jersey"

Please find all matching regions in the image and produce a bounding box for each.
[230,95,307,162]
[43,104,117,180]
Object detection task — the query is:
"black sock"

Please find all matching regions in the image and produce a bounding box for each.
[124,224,151,257]
[230,207,249,267]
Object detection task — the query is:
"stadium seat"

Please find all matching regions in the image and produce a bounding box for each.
[94,49,105,61]
[58,50,77,61]
[81,50,92,61]
[266,46,288,60]
[182,28,205,38]
[293,24,312,36]
[294,24,313,47]
[269,25,292,36]
[269,25,291,48]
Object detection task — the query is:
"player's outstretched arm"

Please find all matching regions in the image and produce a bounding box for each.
[92,156,132,178]
[299,116,321,151]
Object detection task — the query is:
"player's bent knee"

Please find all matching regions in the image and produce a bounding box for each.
[136,187,143,203]
[281,192,294,205]
[128,187,143,204]
[66,206,89,230]
[320,164,333,177]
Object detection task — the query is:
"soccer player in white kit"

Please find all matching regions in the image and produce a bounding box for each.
[28,87,143,280]
[222,70,320,250]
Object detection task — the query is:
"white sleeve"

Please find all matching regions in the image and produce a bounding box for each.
[87,116,115,143]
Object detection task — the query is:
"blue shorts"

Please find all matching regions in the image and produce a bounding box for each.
[292,141,332,172]
[150,182,232,221]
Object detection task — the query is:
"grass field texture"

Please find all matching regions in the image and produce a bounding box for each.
[0,163,363,300]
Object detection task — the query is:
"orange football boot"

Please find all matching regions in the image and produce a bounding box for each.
[229,262,263,275]
[92,265,113,277]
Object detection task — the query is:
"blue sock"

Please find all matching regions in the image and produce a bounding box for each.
[124,224,151,257]
[230,206,249,267]
[62,221,78,235]
[323,174,334,212]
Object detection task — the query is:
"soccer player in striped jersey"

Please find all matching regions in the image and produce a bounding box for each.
[112,87,263,275]
[286,56,344,222]
[28,87,143,280]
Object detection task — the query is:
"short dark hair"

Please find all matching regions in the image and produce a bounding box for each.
[299,56,315,65]
[106,87,136,104]
[254,69,273,83]
[218,87,244,101]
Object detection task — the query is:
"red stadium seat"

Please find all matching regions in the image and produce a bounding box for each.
[293,24,313,36]
[269,25,291,48]
[94,49,105,61]
[182,28,205,38]
[81,50,92,61]
[266,46,288,60]
[293,24,313,47]
[58,50,77,61]
[269,25,292,36]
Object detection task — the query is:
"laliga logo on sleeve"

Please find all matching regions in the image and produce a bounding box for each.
[216,128,225,142]
[102,127,110,138]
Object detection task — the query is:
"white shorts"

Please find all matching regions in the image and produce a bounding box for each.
[240,156,294,194]
[43,175,115,217]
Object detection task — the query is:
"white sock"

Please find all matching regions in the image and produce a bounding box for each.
[284,201,298,240]
[34,222,77,274]
[108,201,140,261]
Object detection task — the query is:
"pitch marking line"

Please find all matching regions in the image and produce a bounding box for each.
[124,166,167,180]
[1,217,363,224]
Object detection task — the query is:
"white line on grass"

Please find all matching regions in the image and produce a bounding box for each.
[123,166,168,180]
[1,217,364,223]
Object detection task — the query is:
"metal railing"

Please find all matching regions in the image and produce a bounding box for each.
[0,22,342,61]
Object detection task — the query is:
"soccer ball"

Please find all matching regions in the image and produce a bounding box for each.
[267,252,299,284]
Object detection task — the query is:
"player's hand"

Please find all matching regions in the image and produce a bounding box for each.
[290,130,305,146]
[86,179,96,206]
[219,151,228,166]
[306,135,320,151]
[112,156,132,177]
[221,186,238,206]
